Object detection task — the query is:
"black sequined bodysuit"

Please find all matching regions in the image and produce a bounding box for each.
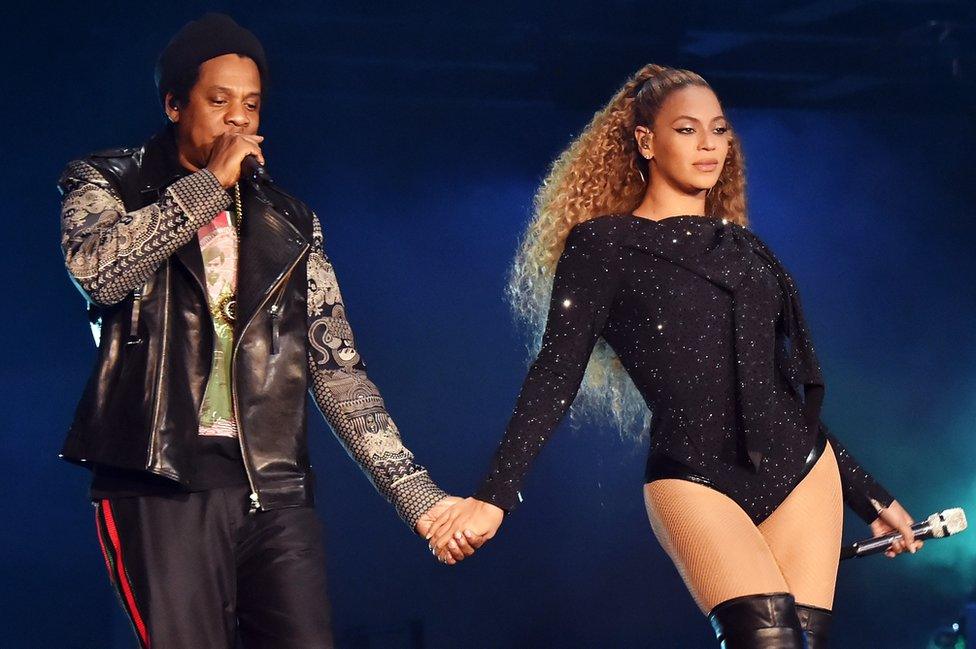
[475,214,893,525]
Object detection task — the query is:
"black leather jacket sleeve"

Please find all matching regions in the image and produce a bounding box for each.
[305,216,447,528]
[59,160,229,306]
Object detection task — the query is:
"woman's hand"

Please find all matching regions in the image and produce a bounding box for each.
[416,496,484,565]
[427,497,504,561]
[870,500,922,558]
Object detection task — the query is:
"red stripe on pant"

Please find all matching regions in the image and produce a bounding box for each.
[98,499,151,648]
[94,504,115,580]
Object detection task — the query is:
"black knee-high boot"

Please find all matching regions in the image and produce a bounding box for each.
[708,593,807,648]
[795,603,832,649]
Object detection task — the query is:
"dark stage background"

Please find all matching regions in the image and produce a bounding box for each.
[3,2,975,647]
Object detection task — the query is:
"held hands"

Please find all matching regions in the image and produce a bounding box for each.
[426,497,505,564]
[871,499,923,558]
[415,496,486,565]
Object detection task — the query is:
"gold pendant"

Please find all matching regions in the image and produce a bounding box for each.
[215,293,237,325]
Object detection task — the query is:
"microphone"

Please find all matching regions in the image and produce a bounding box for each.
[840,507,967,560]
[241,154,273,186]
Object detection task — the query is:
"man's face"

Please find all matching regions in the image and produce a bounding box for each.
[166,53,262,170]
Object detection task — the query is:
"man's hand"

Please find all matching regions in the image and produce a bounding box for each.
[416,496,486,565]
[427,497,504,562]
[206,132,265,188]
[870,499,923,558]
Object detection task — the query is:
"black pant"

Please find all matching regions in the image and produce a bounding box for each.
[93,485,333,649]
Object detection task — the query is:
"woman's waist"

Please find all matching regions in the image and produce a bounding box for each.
[646,382,808,439]
[644,424,827,487]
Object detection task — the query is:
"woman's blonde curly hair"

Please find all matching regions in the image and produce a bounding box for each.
[507,63,749,438]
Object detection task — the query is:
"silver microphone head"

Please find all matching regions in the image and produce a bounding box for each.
[927,508,967,538]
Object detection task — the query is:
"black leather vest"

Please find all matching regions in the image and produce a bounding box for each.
[61,128,316,511]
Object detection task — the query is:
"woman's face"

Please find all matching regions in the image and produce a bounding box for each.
[637,85,731,193]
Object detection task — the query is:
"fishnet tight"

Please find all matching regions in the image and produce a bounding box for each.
[643,442,843,614]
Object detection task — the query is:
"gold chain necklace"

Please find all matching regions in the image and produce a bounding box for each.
[234,182,243,238]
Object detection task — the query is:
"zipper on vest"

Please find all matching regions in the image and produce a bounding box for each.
[125,287,144,345]
[232,240,311,513]
[269,304,281,355]
[268,280,290,355]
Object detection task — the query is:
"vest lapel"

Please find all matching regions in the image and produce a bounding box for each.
[173,243,208,299]
[235,184,310,334]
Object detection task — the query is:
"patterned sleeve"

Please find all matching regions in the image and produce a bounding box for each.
[59,159,230,305]
[305,215,447,529]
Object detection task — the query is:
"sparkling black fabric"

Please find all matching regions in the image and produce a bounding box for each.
[475,214,893,524]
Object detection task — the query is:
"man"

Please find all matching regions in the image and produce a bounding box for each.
[59,13,478,648]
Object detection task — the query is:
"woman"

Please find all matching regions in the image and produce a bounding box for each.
[427,64,921,647]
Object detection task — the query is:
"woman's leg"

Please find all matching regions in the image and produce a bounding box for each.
[643,445,844,647]
[758,442,843,648]
[757,441,843,610]
[644,479,813,647]
[643,478,789,614]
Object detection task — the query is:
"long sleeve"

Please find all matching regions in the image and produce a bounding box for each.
[820,421,895,524]
[474,219,624,512]
[305,216,447,529]
[59,159,229,306]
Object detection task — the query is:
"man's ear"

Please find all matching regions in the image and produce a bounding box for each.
[634,125,653,160]
[164,92,180,124]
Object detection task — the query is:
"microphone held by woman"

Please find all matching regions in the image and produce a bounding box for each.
[841,507,967,560]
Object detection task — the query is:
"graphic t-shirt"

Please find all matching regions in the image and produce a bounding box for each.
[197,209,239,439]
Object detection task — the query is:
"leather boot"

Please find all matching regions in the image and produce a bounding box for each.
[708,592,806,648]
[796,603,832,649]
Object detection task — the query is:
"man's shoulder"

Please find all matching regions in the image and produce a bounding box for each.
[258,183,320,242]
[265,182,310,210]
[265,183,317,222]
[88,145,142,160]
[82,144,145,180]
[60,145,145,197]
[66,144,144,170]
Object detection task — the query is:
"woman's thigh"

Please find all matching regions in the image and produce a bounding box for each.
[643,478,789,614]
[758,442,843,610]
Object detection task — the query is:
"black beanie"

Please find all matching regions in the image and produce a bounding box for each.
[155,13,268,107]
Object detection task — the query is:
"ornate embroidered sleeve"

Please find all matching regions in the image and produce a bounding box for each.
[820,422,895,524]
[59,159,230,306]
[305,216,447,528]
